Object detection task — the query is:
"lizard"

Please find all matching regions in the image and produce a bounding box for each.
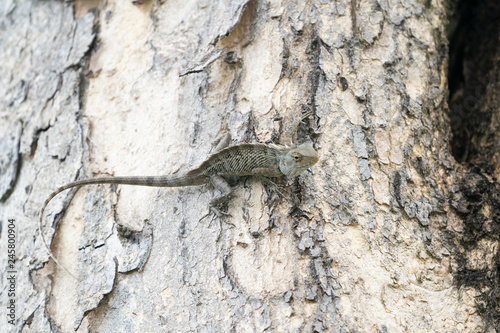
[39,112,319,278]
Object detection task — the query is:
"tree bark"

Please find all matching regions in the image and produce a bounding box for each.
[1,0,499,332]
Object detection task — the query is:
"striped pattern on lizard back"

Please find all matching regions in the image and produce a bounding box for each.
[187,144,283,178]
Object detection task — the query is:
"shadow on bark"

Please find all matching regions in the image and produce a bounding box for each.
[448,0,500,329]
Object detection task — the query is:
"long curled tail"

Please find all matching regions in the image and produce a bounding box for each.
[39,174,208,278]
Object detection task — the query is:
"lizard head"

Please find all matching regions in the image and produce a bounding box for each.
[279,142,319,177]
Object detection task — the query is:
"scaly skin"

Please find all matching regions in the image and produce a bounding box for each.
[39,113,318,278]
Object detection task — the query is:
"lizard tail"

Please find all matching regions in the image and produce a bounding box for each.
[39,174,208,278]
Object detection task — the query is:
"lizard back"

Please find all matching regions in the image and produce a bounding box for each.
[187,143,283,177]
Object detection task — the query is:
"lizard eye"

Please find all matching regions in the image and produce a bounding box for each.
[292,153,301,161]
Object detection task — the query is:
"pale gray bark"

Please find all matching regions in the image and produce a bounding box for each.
[1,0,498,332]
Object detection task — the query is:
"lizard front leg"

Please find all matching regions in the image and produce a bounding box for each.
[281,111,313,146]
[213,133,232,152]
[251,167,285,197]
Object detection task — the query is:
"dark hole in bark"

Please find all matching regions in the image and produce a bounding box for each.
[447,0,500,163]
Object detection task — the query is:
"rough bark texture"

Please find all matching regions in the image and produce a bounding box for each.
[1,0,499,332]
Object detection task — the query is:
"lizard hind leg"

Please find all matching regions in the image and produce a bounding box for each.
[209,175,233,216]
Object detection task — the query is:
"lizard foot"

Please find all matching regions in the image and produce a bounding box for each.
[209,205,232,218]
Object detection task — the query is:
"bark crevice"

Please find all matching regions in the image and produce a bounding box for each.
[448,0,500,164]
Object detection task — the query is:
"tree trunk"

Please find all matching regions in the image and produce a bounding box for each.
[1,0,499,332]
